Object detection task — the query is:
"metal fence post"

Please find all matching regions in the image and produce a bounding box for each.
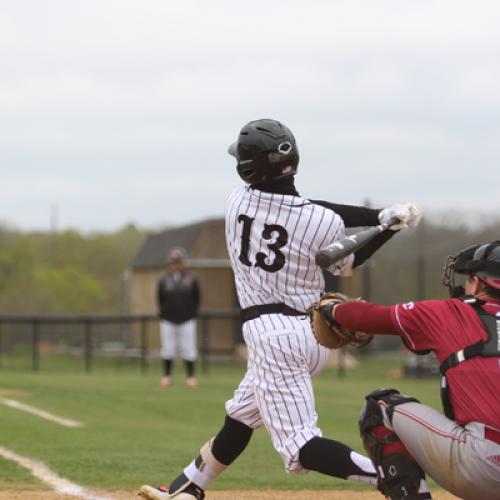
[32,319,40,371]
[200,316,209,374]
[140,318,148,374]
[84,319,92,373]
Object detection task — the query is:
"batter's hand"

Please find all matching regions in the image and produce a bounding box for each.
[379,203,422,230]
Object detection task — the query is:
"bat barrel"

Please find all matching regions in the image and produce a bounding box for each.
[315,238,359,268]
[315,251,341,269]
[315,216,401,269]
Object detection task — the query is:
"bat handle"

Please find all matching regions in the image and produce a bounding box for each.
[380,216,403,230]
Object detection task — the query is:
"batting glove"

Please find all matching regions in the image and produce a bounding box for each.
[379,203,422,230]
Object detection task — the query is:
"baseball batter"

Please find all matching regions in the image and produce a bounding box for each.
[139,119,421,500]
[321,241,500,499]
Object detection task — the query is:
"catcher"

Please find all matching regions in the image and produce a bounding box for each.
[310,241,500,500]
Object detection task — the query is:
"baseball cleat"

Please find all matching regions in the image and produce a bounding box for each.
[160,376,172,388]
[138,484,204,499]
[138,485,170,499]
[185,377,198,389]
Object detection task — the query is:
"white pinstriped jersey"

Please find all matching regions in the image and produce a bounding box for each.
[225,185,352,312]
[224,184,354,473]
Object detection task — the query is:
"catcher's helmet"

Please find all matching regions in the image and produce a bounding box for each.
[228,119,299,184]
[443,240,500,297]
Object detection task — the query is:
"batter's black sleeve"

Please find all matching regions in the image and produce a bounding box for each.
[310,200,381,228]
[310,200,397,268]
[352,230,398,268]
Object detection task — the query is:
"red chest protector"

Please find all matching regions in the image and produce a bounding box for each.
[439,296,500,419]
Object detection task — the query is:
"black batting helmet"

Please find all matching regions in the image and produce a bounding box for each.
[228,119,299,184]
[443,240,500,297]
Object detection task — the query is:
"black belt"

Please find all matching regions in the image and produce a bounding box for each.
[240,304,306,323]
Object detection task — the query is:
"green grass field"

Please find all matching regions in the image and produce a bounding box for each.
[0,354,442,492]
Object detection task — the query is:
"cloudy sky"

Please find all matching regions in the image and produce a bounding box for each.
[1,0,499,232]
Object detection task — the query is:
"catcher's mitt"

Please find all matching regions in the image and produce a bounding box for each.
[307,292,373,349]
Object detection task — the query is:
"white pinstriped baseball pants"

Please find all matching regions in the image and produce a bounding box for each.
[225,314,330,473]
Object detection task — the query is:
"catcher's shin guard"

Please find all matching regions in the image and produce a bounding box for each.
[359,389,431,500]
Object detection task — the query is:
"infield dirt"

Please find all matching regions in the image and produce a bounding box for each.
[0,490,459,499]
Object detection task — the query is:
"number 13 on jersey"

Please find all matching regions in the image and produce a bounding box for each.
[237,214,289,273]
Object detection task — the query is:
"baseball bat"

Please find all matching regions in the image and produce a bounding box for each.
[315,216,400,269]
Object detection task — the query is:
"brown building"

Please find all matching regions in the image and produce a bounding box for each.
[128,217,365,359]
[129,218,240,354]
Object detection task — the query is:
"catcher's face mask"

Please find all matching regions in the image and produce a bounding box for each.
[443,240,500,297]
[442,254,467,298]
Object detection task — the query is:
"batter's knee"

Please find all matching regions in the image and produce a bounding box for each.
[359,388,426,500]
[211,415,253,466]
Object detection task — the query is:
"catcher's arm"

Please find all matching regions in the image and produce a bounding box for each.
[331,300,399,335]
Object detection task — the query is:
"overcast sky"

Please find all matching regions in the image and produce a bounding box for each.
[1,0,499,232]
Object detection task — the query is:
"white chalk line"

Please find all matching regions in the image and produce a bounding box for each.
[0,446,111,500]
[0,398,83,428]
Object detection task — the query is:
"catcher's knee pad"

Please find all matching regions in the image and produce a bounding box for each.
[359,389,426,500]
[363,388,420,425]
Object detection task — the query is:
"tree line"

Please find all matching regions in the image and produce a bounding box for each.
[0,215,498,316]
[0,224,148,315]
[353,216,499,305]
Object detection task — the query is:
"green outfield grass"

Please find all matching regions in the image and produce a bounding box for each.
[0,354,442,492]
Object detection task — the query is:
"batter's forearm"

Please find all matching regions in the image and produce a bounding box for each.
[333,301,399,334]
[352,230,397,268]
[310,200,381,227]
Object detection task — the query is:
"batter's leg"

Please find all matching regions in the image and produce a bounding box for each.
[163,370,261,498]
[299,437,377,486]
[165,416,253,498]
[245,317,376,484]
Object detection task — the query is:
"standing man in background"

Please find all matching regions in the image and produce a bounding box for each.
[157,247,201,389]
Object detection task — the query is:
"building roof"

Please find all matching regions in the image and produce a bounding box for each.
[132,218,227,270]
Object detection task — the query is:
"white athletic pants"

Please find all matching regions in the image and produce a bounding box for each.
[159,319,198,361]
[381,401,500,500]
[225,314,330,473]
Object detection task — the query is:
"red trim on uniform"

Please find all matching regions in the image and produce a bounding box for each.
[485,427,500,445]
[380,401,468,444]
[393,304,416,350]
